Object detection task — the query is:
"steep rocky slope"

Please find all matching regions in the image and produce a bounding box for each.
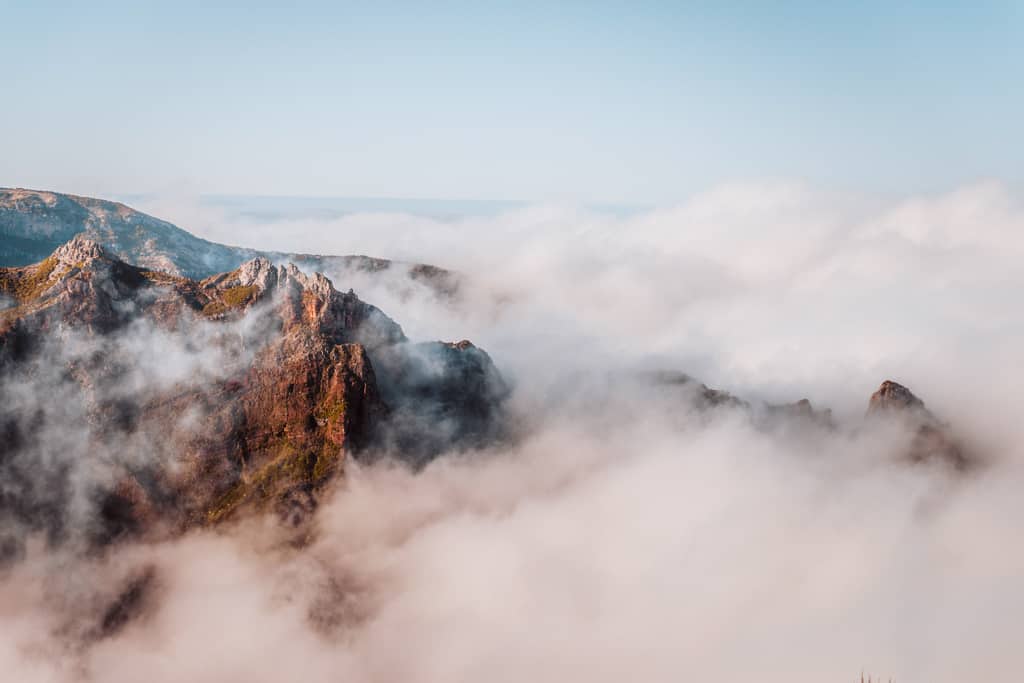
[0,187,459,297]
[0,237,505,557]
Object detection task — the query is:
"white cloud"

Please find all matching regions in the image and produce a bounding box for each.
[4,180,1024,681]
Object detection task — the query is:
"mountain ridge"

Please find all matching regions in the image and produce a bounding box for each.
[0,187,459,297]
[0,235,972,562]
[0,236,506,556]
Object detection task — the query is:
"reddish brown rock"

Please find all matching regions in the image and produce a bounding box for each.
[0,238,506,554]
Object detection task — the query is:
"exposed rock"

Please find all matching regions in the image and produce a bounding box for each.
[647,372,970,465]
[867,379,927,415]
[0,239,506,554]
[54,233,106,265]
[865,380,968,468]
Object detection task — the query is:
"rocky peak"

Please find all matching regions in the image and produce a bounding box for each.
[53,234,106,267]
[208,257,408,348]
[867,380,927,416]
[219,258,346,303]
[1,235,122,323]
[290,267,334,300]
[234,256,278,292]
[865,380,968,468]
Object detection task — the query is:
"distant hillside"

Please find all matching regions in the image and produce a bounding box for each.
[0,188,458,296]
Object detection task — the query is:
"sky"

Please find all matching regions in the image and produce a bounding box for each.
[6,5,1024,680]
[2,1,1022,204]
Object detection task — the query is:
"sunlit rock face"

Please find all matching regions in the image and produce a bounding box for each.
[0,238,507,557]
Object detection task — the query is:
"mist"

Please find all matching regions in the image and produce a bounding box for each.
[3,180,1024,681]
[142,180,1024,420]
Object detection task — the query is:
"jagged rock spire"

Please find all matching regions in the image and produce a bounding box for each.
[867,380,926,415]
[53,234,105,266]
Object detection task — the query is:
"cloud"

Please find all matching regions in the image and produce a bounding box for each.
[3,180,1024,681]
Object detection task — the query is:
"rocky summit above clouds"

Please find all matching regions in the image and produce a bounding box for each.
[866,379,968,468]
[868,379,927,415]
[0,187,459,298]
[0,237,506,558]
[645,371,970,467]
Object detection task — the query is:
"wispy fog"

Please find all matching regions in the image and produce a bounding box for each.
[142,180,1024,421]
[3,180,1024,681]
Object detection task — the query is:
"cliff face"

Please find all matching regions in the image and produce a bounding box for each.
[0,237,505,555]
[868,380,926,415]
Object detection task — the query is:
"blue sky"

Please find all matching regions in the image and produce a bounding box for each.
[2,1,1021,203]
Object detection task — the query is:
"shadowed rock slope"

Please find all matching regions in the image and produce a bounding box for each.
[0,237,505,557]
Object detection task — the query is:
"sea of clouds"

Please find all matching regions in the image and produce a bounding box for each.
[2,180,1023,682]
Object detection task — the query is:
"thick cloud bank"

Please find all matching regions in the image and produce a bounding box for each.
[4,181,1024,682]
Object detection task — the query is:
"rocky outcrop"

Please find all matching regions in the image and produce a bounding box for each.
[867,380,926,415]
[0,239,506,557]
[866,380,967,468]
[647,372,965,465]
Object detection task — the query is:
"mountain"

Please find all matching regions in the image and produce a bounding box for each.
[0,237,506,557]
[647,372,969,467]
[0,235,971,562]
[866,379,967,468]
[0,187,459,297]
